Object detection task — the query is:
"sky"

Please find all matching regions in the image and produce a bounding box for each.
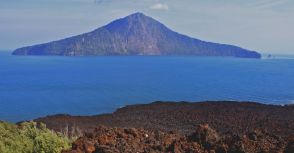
[0,0,294,54]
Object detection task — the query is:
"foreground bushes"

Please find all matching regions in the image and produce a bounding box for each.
[0,121,70,153]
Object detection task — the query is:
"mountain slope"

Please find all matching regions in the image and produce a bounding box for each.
[12,13,261,58]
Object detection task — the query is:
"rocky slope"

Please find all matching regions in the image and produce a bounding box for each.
[34,101,293,152]
[62,125,293,153]
[35,101,294,138]
[13,13,261,58]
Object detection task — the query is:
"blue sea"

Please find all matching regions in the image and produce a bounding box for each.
[0,51,294,122]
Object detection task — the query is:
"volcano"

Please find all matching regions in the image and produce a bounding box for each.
[12,12,261,58]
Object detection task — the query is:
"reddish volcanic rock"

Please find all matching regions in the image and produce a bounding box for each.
[63,125,290,153]
[188,124,220,150]
[63,126,203,153]
[34,101,294,138]
[284,136,294,153]
[32,101,293,152]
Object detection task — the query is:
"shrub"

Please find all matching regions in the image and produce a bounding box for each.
[0,121,71,153]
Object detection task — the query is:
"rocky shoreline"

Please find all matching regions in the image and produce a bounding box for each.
[35,101,294,153]
[62,124,293,153]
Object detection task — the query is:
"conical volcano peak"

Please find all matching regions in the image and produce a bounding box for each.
[12,13,261,58]
[104,12,162,33]
[122,12,156,24]
[127,12,147,18]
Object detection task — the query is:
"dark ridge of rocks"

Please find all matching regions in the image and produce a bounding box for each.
[285,136,294,153]
[34,101,294,138]
[62,124,292,153]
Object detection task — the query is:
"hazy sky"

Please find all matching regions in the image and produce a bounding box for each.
[1,0,294,54]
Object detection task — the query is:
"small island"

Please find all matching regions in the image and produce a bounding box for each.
[12,13,261,58]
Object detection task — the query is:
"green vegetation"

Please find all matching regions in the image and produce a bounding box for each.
[0,121,71,153]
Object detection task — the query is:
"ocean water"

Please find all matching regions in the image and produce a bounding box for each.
[0,51,294,122]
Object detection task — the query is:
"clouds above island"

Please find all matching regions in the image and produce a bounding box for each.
[150,3,169,11]
[1,0,294,54]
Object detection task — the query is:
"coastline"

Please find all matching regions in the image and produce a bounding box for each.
[31,101,294,153]
[1,101,293,152]
[33,101,294,136]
